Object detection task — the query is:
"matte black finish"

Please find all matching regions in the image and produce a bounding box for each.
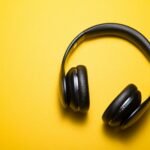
[76,65,90,112]
[102,84,150,129]
[65,65,89,112]
[59,23,150,112]
[102,84,137,123]
[59,23,150,129]
[108,90,141,127]
[66,68,79,111]
[121,97,150,129]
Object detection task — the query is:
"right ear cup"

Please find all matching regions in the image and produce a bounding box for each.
[102,84,138,125]
[109,90,141,127]
[66,65,90,112]
[121,96,150,129]
[102,84,150,129]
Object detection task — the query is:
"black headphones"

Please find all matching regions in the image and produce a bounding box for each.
[59,23,150,129]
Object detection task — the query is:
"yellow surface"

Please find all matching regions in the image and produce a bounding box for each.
[0,0,150,150]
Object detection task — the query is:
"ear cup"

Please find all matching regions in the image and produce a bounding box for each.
[102,84,137,125]
[121,97,150,129]
[65,65,90,112]
[77,65,90,112]
[109,90,141,127]
[66,67,80,111]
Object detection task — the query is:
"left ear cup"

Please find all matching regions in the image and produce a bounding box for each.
[65,65,90,112]
[76,65,90,112]
[66,67,80,111]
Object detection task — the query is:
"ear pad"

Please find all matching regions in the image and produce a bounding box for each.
[77,65,90,112]
[66,65,89,112]
[121,97,150,129]
[66,67,79,111]
[102,84,137,125]
[102,84,150,129]
[109,90,141,127]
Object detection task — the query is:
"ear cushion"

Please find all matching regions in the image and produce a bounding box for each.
[66,65,90,112]
[109,90,141,127]
[66,67,80,111]
[121,97,150,129]
[102,84,137,124]
[77,65,90,112]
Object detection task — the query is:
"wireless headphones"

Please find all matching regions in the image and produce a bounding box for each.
[59,23,150,129]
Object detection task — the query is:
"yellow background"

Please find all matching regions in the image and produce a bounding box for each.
[0,0,150,150]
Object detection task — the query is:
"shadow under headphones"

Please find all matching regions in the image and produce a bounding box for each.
[59,23,150,130]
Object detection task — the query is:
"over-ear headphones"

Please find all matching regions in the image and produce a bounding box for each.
[59,23,150,129]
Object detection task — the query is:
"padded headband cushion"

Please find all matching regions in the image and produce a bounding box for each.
[102,84,137,124]
[77,65,90,112]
